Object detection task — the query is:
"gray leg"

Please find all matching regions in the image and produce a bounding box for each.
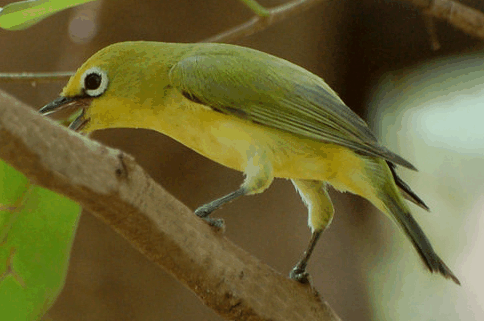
[289,230,322,283]
[290,179,334,283]
[195,149,274,228]
[195,188,246,227]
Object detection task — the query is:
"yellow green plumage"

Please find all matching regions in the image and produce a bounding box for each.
[40,41,459,284]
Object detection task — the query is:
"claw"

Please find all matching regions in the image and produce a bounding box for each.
[197,215,225,232]
[289,266,310,284]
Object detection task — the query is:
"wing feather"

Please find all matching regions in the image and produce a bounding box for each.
[169,46,416,170]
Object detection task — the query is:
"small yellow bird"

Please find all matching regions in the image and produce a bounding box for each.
[40,41,459,284]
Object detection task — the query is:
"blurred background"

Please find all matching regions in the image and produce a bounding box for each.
[0,0,482,320]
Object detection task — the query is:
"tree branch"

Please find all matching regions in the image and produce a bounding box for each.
[0,72,73,84]
[0,92,342,320]
[405,0,484,39]
[203,0,327,43]
[0,0,328,83]
[3,0,484,83]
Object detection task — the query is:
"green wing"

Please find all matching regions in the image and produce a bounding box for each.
[168,46,416,170]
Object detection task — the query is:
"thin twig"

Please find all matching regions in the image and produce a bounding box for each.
[0,91,342,321]
[203,0,326,43]
[238,0,270,17]
[422,14,441,50]
[3,0,484,83]
[405,0,484,39]
[0,72,73,83]
[0,0,327,83]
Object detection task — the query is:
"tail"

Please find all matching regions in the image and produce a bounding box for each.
[361,158,460,284]
[387,162,430,211]
[383,186,460,285]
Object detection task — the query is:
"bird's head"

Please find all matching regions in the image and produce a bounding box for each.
[39,42,173,133]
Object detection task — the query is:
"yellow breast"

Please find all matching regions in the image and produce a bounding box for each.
[83,88,368,194]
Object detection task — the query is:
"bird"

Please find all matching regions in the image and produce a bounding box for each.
[39,41,460,284]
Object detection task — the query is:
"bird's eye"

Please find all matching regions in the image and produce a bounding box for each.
[85,73,101,90]
[81,67,109,97]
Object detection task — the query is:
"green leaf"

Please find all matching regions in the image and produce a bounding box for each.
[0,0,96,31]
[0,160,81,320]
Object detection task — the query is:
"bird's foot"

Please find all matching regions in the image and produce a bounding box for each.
[195,206,225,231]
[289,266,310,284]
[194,204,214,218]
[202,217,225,229]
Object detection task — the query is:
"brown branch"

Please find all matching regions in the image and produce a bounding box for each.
[0,92,342,320]
[0,0,327,83]
[3,0,484,83]
[422,14,441,50]
[203,0,326,43]
[405,0,484,39]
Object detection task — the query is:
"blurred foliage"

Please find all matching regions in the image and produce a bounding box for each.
[0,160,80,320]
[0,0,95,30]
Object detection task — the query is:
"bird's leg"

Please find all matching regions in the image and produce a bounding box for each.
[195,188,246,227]
[195,148,274,229]
[289,230,322,283]
[290,179,334,283]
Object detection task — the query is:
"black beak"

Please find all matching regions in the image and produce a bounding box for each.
[39,96,91,132]
[39,96,78,115]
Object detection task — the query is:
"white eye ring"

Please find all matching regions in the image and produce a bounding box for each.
[81,67,109,97]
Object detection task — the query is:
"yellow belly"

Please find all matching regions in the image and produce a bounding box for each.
[84,90,369,195]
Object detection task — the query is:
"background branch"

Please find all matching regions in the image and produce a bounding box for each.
[0,91,341,320]
[2,0,484,83]
[404,0,484,39]
[0,72,73,84]
[203,0,326,43]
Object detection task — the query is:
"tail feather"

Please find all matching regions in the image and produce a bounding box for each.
[385,195,460,285]
[355,157,458,284]
[387,161,429,211]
